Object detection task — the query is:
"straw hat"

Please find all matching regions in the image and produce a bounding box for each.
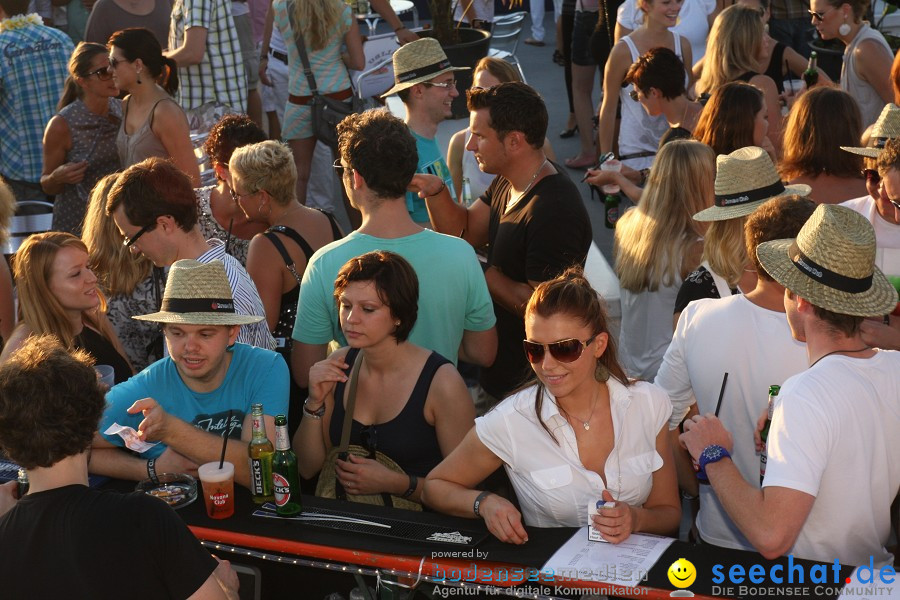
[756,204,898,317]
[693,146,811,222]
[134,259,264,326]
[840,103,900,158]
[381,38,468,97]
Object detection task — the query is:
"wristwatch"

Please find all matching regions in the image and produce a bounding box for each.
[697,444,731,482]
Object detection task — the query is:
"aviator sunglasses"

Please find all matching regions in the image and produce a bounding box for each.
[523,335,597,364]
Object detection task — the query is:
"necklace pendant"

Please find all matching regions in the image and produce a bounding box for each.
[583,422,590,431]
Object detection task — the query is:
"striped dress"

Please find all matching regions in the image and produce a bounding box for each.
[273,0,352,139]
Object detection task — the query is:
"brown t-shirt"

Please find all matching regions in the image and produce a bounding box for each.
[84,0,172,47]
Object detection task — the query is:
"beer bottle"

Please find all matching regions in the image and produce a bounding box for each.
[604,193,620,229]
[802,52,819,88]
[247,403,274,504]
[759,384,780,485]
[272,415,302,515]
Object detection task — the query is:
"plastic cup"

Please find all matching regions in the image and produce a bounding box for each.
[95,365,115,389]
[600,159,622,194]
[783,79,806,95]
[198,461,235,519]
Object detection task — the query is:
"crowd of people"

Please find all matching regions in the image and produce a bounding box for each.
[0,0,899,595]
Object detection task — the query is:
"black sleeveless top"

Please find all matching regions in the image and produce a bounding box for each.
[328,347,449,477]
[262,210,341,355]
[75,326,131,384]
[765,42,787,93]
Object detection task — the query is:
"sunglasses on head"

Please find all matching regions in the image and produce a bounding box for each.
[523,335,597,364]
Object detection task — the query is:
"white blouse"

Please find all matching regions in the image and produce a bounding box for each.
[475,378,672,528]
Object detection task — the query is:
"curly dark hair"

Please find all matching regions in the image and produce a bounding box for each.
[336,109,418,200]
[467,82,547,147]
[106,157,198,231]
[333,251,419,343]
[0,335,104,469]
[203,114,267,167]
[876,138,900,175]
[625,47,687,100]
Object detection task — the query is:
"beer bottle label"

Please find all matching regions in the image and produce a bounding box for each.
[250,458,265,494]
[273,472,291,506]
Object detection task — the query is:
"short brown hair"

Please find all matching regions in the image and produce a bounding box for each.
[466,82,547,147]
[786,290,863,336]
[0,336,104,469]
[106,157,198,231]
[745,195,816,281]
[203,114,267,167]
[333,251,419,342]
[336,109,418,200]
[625,47,686,100]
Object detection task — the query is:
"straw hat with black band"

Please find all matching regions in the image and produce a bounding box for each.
[381,38,469,98]
[756,204,898,317]
[693,146,811,222]
[840,103,900,158]
[134,259,264,326]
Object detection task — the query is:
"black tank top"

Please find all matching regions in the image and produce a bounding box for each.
[76,326,131,384]
[262,210,341,355]
[765,42,787,93]
[328,347,449,476]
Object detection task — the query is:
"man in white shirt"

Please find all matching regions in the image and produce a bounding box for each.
[680,204,900,567]
[107,157,275,350]
[655,195,814,550]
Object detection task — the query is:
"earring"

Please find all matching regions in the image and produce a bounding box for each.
[595,360,610,382]
[394,321,401,327]
[136,69,142,84]
[839,17,851,36]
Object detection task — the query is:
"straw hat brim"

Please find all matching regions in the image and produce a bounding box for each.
[840,145,883,158]
[693,183,812,222]
[756,238,898,316]
[133,311,264,326]
[381,65,469,98]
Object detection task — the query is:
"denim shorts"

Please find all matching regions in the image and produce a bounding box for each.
[571,10,600,66]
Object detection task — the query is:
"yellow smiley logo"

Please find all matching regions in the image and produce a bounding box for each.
[668,558,697,589]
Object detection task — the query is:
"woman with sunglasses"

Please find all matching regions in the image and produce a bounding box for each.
[597,0,693,171]
[424,267,680,544]
[230,140,342,433]
[108,28,200,186]
[614,140,714,380]
[41,42,122,236]
[779,87,866,204]
[295,251,474,505]
[195,114,269,266]
[809,0,892,127]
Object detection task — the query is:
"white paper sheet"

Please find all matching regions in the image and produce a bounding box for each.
[541,529,675,588]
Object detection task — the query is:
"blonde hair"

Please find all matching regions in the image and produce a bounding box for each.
[229,140,297,207]
[294,0,349,51]
[698,5,765,96]
[614,140,715,292]
[0,177,16,249]
[82,173,152,295]
[702,217,748,288]
[473,57,521,84]
[12,232,111,350]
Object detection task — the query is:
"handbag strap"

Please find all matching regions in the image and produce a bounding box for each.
[287,0,321,96]
[338,349,363,451]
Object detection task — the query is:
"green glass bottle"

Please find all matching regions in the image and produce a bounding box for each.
[272,415,302,515]
[604,193,620,229]
[759,384,780,485]
[802,52,819,88]
[247,403,274,504]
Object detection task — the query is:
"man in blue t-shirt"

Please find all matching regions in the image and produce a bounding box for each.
[92,259,288,489]
[382,38,466,224]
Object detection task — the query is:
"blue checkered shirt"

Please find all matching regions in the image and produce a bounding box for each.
[0,22,73,182]
[169,0,247,113]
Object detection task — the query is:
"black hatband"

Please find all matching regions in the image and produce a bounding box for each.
[789,241,873,294]
[160,297,236,313]
[714,180,785,207]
